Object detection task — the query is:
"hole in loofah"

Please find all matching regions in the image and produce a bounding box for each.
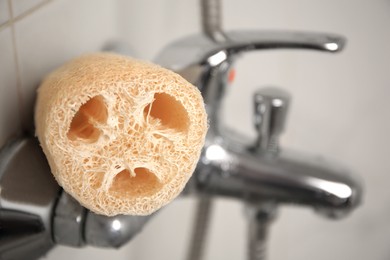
[67,95,108,143]
[110,168,163,196]
[144,93,189,132]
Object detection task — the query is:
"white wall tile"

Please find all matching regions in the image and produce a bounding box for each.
[115,0,199,61]
[14,0,119,131]
[129,198,197,260]
[0,0,10,25]
[0,27,21,147]
[11,0,46,18]
[45,243,134,260]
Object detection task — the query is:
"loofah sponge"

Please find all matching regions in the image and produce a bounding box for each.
[35,53,207,216]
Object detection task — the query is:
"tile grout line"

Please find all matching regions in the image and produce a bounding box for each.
[0,0,53,32]
[8,0,26,132]
[0,19,11,31]
[6,0,55,133]
[12,0,53,24]
[0,0,12,32]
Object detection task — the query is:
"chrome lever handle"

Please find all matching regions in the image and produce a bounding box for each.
[156,30,346,71]
[204,31,346,66]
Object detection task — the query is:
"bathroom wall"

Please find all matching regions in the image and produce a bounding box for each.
[0,0,389,260]
[0,0,120,140]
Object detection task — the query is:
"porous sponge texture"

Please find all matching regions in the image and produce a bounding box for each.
[35,53,207,216]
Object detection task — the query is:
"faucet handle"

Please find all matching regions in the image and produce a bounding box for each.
[253,87,291,153]
[155,31,345,72]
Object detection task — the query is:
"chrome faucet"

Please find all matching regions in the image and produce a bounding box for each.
[155,28,362,214]
[155,29,362,260]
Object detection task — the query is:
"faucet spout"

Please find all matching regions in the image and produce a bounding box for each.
[197,142,362,218]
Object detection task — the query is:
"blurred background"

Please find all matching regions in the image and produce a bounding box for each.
[0,0,389,259]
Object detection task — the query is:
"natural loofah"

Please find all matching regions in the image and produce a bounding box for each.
[35,53,207,216]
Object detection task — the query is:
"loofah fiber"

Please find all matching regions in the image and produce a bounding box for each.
[35,53,207,216]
